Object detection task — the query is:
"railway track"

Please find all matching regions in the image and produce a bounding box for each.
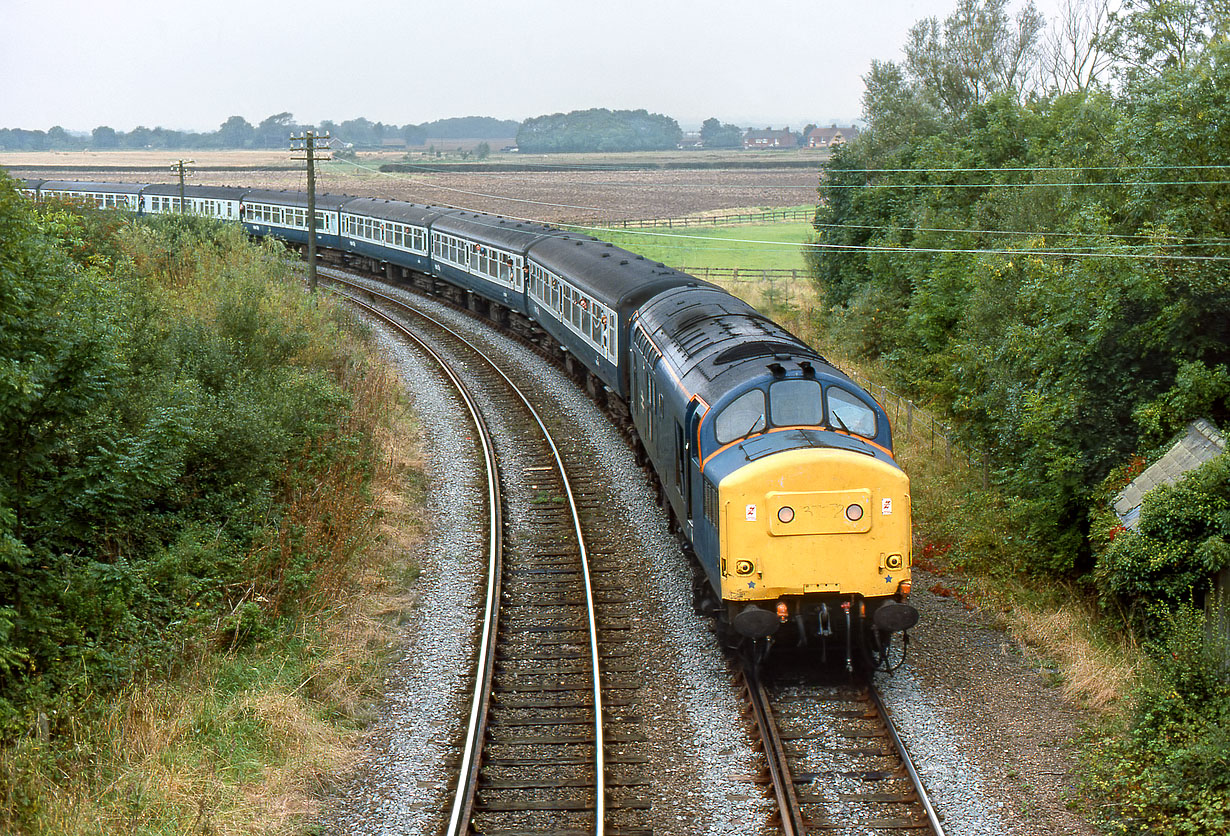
[741,649,945,836]
[320,266,948,836]
[325,271,651,835]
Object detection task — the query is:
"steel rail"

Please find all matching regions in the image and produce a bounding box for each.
[330,274,606,835]
[743,661,807,836]
[331,289,503,835]
[869,682,947,836]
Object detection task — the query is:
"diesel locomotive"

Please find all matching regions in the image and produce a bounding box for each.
[17,177,919,667]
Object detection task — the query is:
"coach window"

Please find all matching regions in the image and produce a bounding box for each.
[715,389,767,444]
[770,379,823,427]
[826,386,877,438]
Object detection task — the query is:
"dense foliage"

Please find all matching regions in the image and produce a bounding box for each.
[516,108,683,153]
[1086,605,1230,834]
[814,1,1230,581]
[0,114,520,151]
[1096,455,1230,612]
[0,179,385,737]
[700,117,744,148]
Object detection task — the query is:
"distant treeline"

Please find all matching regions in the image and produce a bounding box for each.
[1,109,777,154]
[0,114,520,152]
[516,108,682,153]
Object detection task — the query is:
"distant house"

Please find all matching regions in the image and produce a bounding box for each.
[678,131,703,149]
[743,129,796,149]
[805,125,860,149]
[381,138,408,150]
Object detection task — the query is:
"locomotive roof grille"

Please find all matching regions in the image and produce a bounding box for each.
[712,340,805,366]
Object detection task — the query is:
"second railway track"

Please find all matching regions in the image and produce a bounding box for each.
[329,271,651,836]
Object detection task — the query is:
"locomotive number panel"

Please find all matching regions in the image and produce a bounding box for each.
[766,489,873,536]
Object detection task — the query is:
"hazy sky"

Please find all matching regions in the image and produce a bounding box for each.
[4,0,1065,133]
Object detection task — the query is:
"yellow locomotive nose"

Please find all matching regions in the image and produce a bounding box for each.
[717,447,911,606]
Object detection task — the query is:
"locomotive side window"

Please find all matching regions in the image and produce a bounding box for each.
[715,389,766,444]
[769,379,823,427]
[826,386,877,438]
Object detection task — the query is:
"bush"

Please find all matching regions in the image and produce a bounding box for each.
[1087,605,1230,834]
[1096,454,1230,614]
[0,184,386,738]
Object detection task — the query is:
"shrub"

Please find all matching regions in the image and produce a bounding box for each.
[1087,605,1230,834]
[1095,454,1230,615]
[0,183,387,739]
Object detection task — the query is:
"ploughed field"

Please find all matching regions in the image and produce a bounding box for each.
[0,149,822,223]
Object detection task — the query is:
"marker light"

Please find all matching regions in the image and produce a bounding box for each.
[886,553,903,570]
[777,506,795,523]
[735,560,755,575]
[845,504,864,521]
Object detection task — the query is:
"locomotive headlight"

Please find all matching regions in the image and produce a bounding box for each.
[886,553,903,570]
[777,506,795,524]
[735,559,755,575]
[845,504,864,522]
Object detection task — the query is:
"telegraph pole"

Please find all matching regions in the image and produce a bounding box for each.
[290,131,332,292]
[171,159,194,213]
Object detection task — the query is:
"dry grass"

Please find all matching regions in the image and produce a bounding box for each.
[1007,606,1137,709]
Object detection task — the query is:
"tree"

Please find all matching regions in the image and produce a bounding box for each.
[91,125,118,149]
[46,126,71,150]
[860,58,942,145]
[903,0,1045,116]
[1041,0,1115,93]
[475,142,490,160]
[218,115,255,148]
[517,108,682,153]
[1102,0,1224,83]
[700,116,743,148]
[256,112,295,148]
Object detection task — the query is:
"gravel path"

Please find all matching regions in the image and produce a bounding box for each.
[878,568,1098,836]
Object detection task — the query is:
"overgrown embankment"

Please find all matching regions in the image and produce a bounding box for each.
[808,12,1230,833]
[0,179,420,833]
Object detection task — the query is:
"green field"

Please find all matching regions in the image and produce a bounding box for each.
[585,220,815,272]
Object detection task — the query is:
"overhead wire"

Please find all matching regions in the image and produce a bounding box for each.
[318,153,1230,263]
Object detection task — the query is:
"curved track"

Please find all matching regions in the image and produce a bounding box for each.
[329,273,628,835]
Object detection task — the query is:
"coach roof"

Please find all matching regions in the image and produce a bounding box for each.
[241,189,352,211]
[340,197,456,228]
[528,234,707,312]
[432,209,557,253]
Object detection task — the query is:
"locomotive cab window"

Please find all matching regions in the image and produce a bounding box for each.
[769,379,823,427]
[715,389,766,444]
[826,386,877,438]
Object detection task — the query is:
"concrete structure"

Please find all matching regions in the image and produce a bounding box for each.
[1114,419,1226,528]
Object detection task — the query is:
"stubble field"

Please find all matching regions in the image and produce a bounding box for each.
[0,149,821,223]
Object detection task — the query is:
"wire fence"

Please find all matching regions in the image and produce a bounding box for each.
[676,266,805,283]
[600,207,814,229]
[836,364,988,483]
